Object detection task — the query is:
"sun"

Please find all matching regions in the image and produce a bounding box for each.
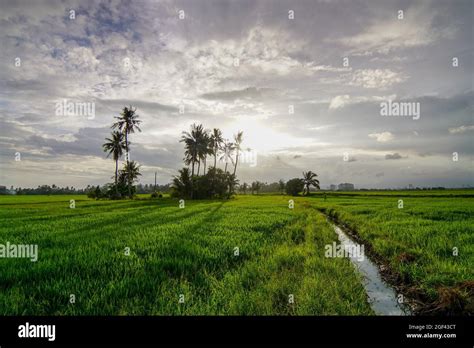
[223,117,312,154]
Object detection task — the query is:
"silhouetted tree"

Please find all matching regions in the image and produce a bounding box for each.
[112,106,142,198]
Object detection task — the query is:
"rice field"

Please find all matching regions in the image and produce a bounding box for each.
[0,194,371,315]
[313,190,474,314]
[0,191,472,315]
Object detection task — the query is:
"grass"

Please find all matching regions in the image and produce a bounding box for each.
[1,191,472,315]
[309,191,474,314]
[0,195,372,315]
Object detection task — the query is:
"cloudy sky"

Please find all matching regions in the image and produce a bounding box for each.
[0,0,473,189]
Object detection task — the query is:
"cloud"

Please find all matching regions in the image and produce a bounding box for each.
[329,95,350,110]
[385,153,403,160]
[335,2,456,55]
[0,0,472,189]
[348,69,407,89]
[328,94,396,110]
[449,125,474,134]
[200,87,276,101]
[368,132,394,142]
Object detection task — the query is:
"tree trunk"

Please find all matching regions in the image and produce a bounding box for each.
[203,156,206,174]
[224,162,228,173]
[191,160,195,199]
[197,160,201,176]
[214,149,217,168]
[233,153,239,176]
[125,132,132,199]
[115,158,118,194]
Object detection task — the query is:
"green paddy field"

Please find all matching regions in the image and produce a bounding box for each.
[0,191,472,315]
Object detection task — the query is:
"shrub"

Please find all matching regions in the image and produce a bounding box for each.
[171,167,237,199]
[151,191,163,198]
[286,178,304,196]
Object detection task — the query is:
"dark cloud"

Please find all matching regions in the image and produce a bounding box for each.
[385,153,403,160]
[200,87,276,101]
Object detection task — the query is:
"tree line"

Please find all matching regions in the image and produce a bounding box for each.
[238,171,320,196]
[97,106,321,199]
[3,106,321,198]
[171,124,244,199]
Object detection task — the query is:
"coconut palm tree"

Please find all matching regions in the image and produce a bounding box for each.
[219,139,235,173]
[201,132,211,174]
[171,167,192,198]
[119,161,142,188]
[232,131,243,176]
[102,131,126,194]
[112,106,142,198]
[302,171,320,195]
[226,173,239,198]
[209,128,223,169]
[196,128,210,175]
[180,123,203,177]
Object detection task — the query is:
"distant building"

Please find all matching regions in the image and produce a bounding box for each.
[329,184,337,191]
[338,183,354,191]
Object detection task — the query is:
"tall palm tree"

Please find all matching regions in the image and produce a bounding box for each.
[200,131,211,175]
[180,123,203,177]
[219,139,235,173]
[209,128,223,169]
[232,131,243,176]
[302,171,320,196]
[196,127,209,175]
[102,131,126,194]
[112,106,142,198]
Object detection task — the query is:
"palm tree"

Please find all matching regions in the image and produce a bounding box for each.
[226,173,239,198]
[180,123,203,177]
[219,139,235,173]
[302,171,320,196]
[232,131,243,176]
[119,161,142,189]
[209,128,223,169]
[171,167,192,198]
[197,128,210,175]
[102,131,126,194]
[112,106,142,198]
[241,182,248,194]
